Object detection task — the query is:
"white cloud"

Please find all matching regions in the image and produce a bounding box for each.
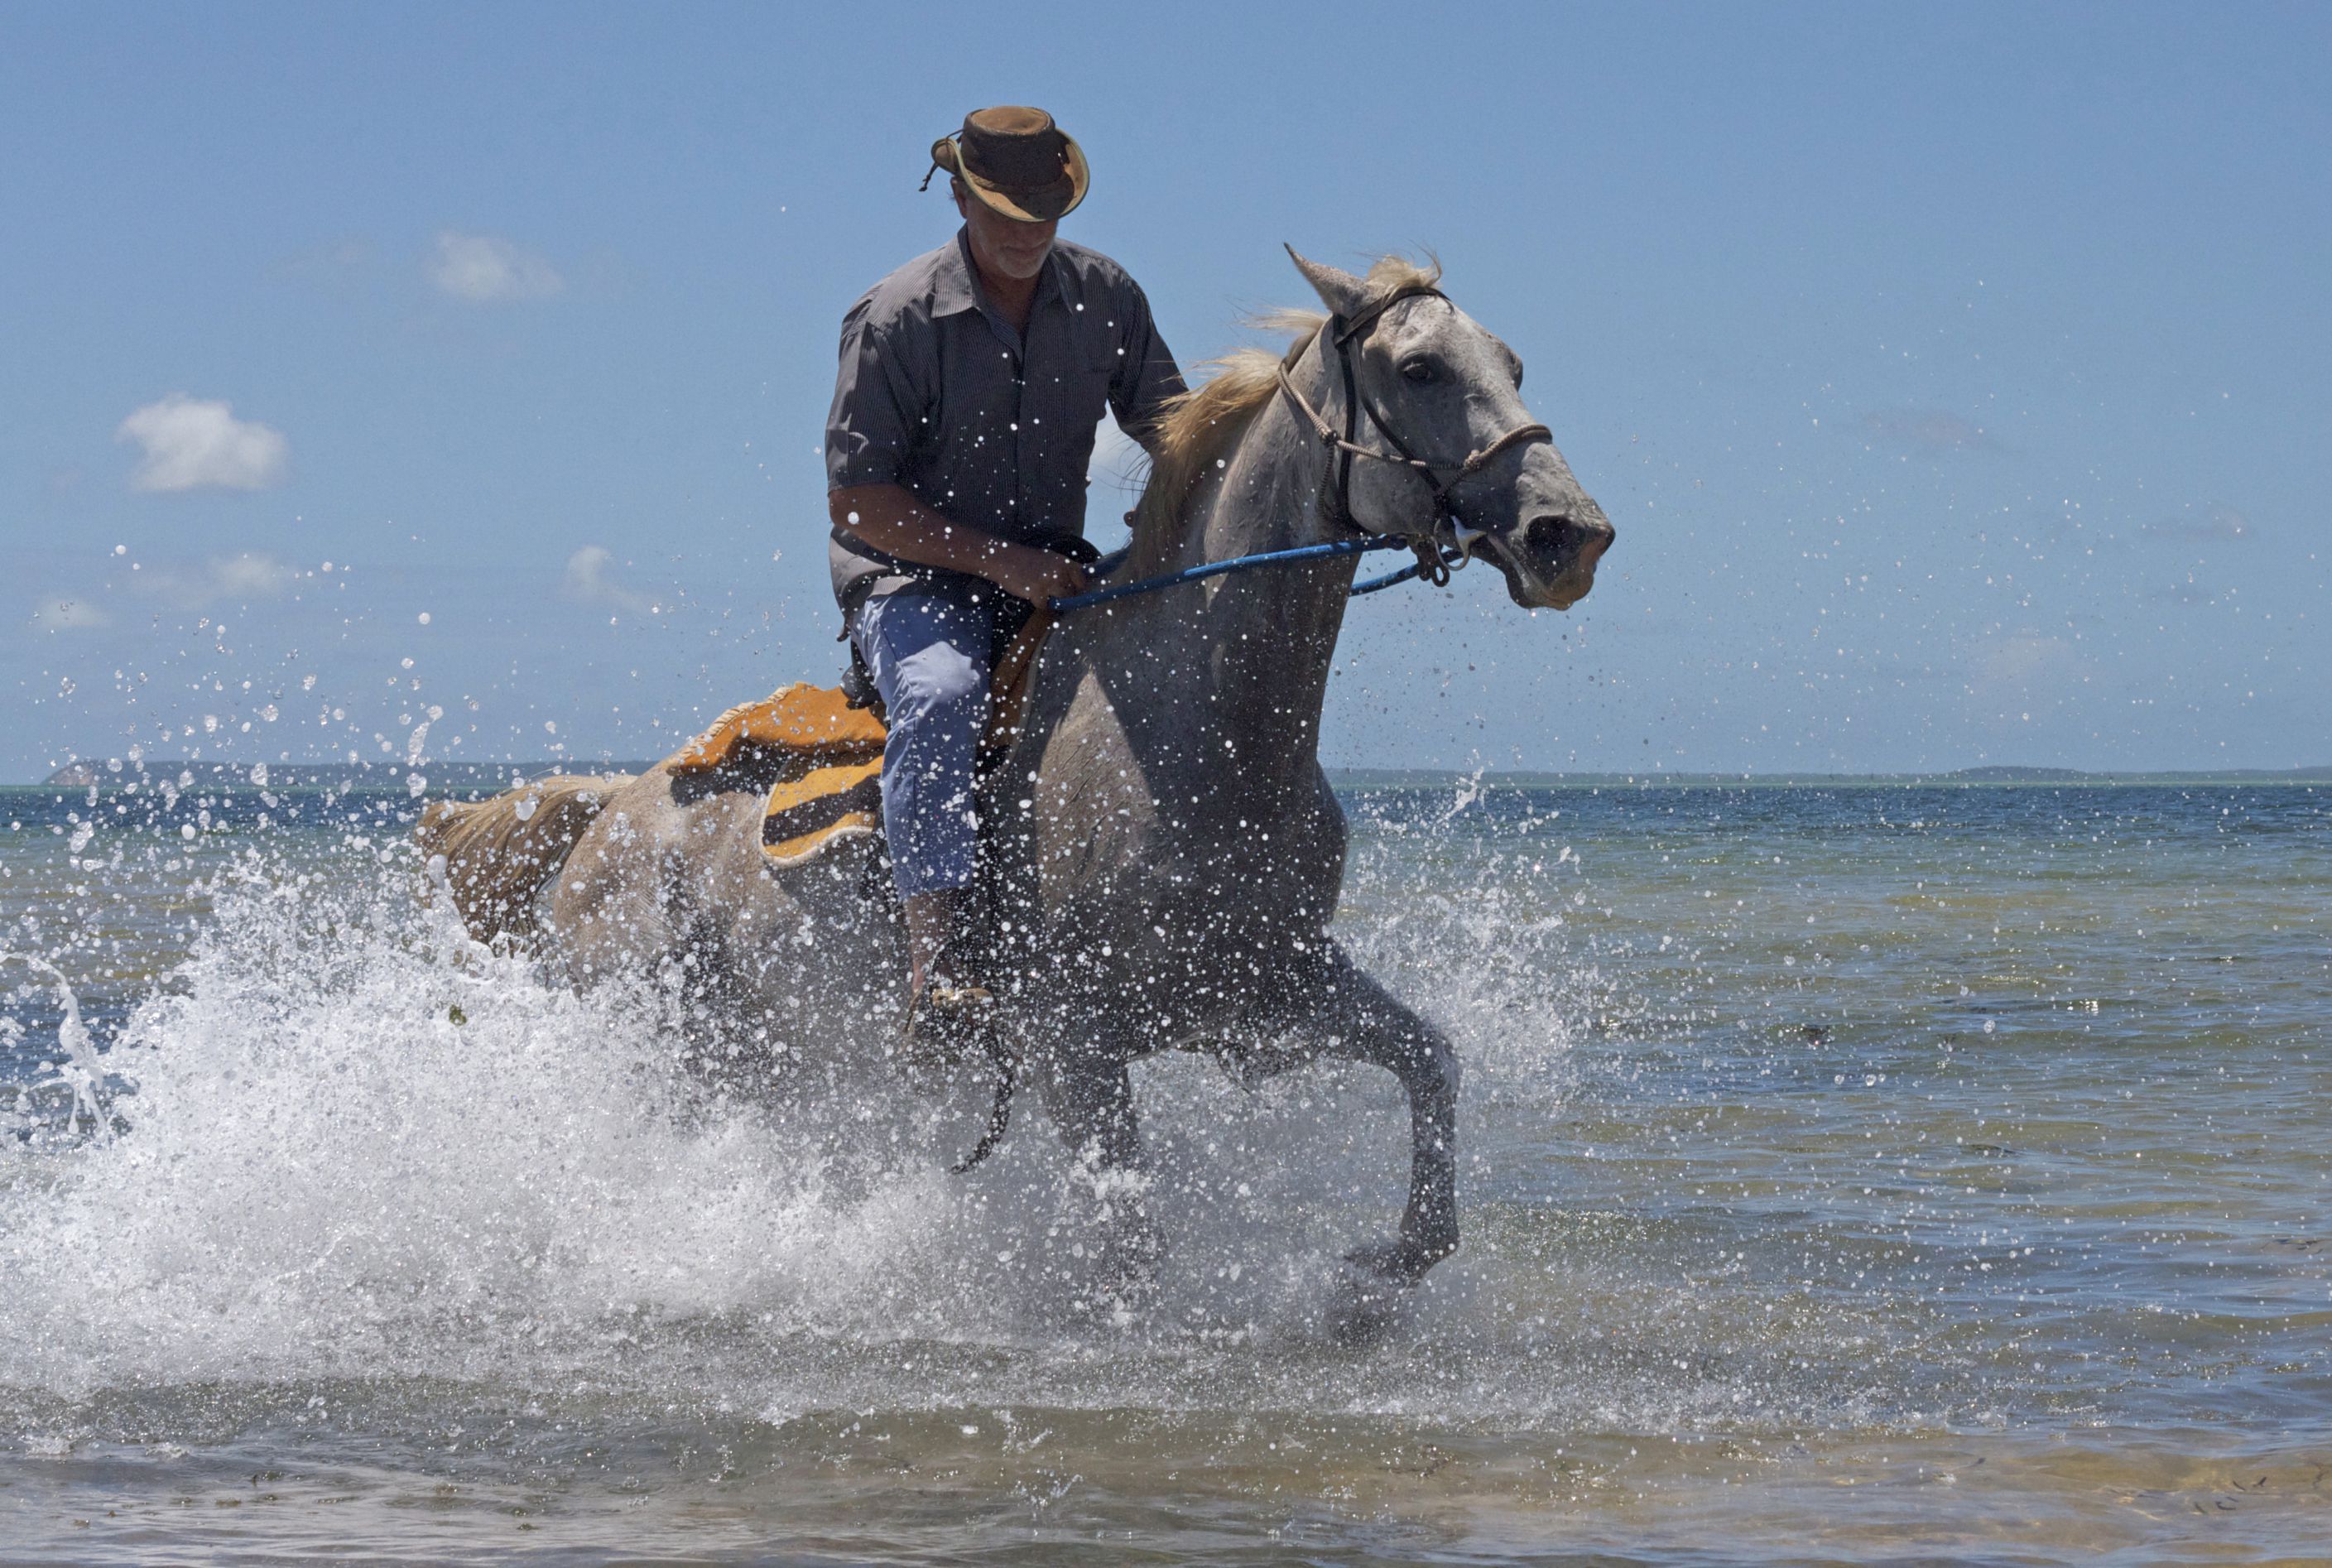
[1969,632,2084,715]
[117,394,288,493]
[1863,407,1997,454]
[209,551,296,597]
[429,231,564,302]
[562,546,651,613]
[1976,632,2075,688]
[138,551,298,609]
[2138,504,2252,545]
[30,597,109,631]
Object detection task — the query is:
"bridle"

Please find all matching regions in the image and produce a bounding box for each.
[1276,283,1553,586]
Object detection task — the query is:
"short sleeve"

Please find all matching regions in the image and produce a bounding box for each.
[824,298,923,492]
[1106,278,1186,454]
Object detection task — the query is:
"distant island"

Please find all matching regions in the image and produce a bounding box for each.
[1326,764,2332,789]
[28,758,2332,791]
[32,759,661,791]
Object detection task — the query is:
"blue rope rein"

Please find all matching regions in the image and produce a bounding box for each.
[1051,536,1460,614]
[1351,544,1468,597]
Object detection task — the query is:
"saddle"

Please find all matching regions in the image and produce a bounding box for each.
[665,609,1053,869]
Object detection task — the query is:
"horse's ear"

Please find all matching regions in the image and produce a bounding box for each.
[1285,245,1370,320]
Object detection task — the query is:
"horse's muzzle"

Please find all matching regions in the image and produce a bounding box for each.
[1491,508,1615,610]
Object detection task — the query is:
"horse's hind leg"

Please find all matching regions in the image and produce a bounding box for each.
[1294,945,1460,1285]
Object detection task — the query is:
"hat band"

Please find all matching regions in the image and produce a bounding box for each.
[951,132,1068,187]
[971,171,1071,196]
[924,137,1063,190]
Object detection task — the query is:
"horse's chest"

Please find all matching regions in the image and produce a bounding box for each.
[1034,796,1344,950]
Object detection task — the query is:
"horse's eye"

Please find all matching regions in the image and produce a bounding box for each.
[1400,358,1435,384]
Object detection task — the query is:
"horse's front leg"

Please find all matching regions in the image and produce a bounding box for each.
[1027,1019,1161,1301]
[1302,945,1461,1285]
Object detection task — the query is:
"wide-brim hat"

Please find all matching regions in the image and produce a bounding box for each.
[927,105,1088,224]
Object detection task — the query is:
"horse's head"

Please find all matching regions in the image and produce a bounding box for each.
[1288,250,1613,610]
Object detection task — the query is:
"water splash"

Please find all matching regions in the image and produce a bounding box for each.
[0,784,1979,1449]
[2,780,2325,1562]
[0,953,113,1142]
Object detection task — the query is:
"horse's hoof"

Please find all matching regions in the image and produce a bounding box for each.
[1070,1253,1159,1321]
[1343,1239,1434,1285]
[1328,1248,1417,1348]
[1065,1210,1162,1322]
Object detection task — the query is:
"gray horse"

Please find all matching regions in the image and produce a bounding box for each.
[424,251,1612,1295]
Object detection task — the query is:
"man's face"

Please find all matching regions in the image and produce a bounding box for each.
[954,186,1057,282]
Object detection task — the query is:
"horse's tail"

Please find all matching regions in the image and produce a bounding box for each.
[414,774,632,945]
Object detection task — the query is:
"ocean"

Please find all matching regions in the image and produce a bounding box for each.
[1,776,2325,1564]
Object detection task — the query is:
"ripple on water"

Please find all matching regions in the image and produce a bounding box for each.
[0,782,2327,1562]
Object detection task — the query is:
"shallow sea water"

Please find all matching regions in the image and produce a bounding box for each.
[0,777,2325,1565]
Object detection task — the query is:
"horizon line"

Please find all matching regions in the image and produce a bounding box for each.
[22,758,2332,790]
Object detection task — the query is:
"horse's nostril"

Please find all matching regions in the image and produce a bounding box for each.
[1527,513,1615,566]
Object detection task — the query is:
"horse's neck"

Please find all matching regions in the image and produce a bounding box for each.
[1101,356,1354,791]
[1189,386,1350,646]
[1132,363,1334,574]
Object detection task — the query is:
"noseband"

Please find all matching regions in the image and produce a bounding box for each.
[1276,284,1552,584]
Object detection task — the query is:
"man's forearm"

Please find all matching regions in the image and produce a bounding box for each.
[827,483,1089,607]
[829,483,1012,579]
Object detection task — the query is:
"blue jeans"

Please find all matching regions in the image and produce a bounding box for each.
[850,584,995,899]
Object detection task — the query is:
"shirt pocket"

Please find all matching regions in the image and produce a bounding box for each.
[1079,329,1123,402]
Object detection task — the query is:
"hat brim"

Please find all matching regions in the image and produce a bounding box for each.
[930,132,1088,224]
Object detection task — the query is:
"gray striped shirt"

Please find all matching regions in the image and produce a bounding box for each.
[824,229,1184,605]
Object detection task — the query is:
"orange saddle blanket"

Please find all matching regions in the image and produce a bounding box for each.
[666,611,1049,868]
[665,615,1047,870]
[669,682,888,868]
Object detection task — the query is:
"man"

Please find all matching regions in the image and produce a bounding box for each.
[825,106,1185,1020]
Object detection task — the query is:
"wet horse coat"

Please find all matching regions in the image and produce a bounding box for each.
[536,253,1613,1287]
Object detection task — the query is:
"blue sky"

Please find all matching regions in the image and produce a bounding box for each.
[5,0,2326,779]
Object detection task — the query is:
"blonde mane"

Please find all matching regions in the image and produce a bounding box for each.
[1129,256,1442,548]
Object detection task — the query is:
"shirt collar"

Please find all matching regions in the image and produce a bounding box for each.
[934,227,1066,320]
[931,231,979,316]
